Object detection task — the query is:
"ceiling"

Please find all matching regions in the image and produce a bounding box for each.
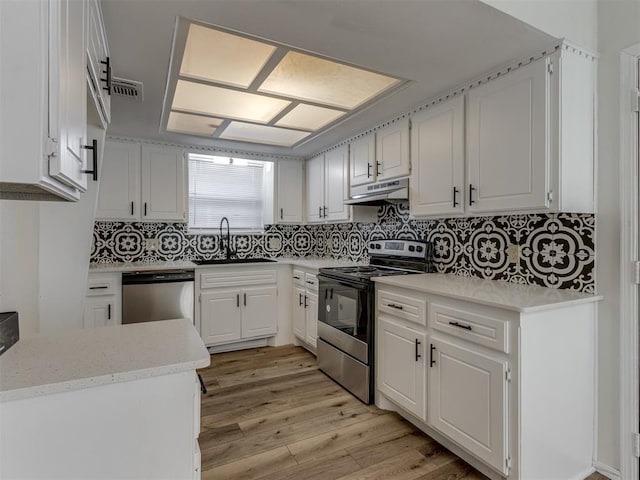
[100,0,557,158]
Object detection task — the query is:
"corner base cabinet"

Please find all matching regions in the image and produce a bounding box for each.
[374,280,599,480]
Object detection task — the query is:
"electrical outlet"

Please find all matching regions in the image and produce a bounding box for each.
[506,244,520,263]
[144,238,159,251]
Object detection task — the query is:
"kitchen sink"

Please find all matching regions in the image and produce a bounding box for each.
[192,257,277,266]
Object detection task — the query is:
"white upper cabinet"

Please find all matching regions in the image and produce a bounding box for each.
[376,118,410,181]
[0,0,91,201]
[141,145,186,221]
[49,0,89,193]
[97,141,186,222]
[467,58,549,213]
[305,154,325,223]
[410,96,465,217]
[324,145,349,222]
[349,134,376,187]
[86,0,111,127]
[96,141,140,220]
[465,47,595,214]
[275,160,304,223]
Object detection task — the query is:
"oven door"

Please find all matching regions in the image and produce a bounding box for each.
[317,275,372,365]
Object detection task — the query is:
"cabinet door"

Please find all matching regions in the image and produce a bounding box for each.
[200,289,242,346]
[324,145,349,222]
[83,296,116,328]
[242,286,277,339]
[141,145,186,221]
[376,118,410,181]
[306,154,325,222]
[350,134,376,187]
[305,290,318,348]
[467,58,550,213]
[276,161,304,223]
[377,316,427,421]
[96,141,140,220]
[86,0,110,126]
[49,0,88,192]
[410,96,464,217]
[429,336,509,475]
[293,286,306,340]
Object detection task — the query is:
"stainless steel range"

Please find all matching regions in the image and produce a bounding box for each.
[316,239,432,404]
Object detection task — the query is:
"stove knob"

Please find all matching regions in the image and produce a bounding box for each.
[416,246,424,253]
[375,243,382,249]
[408,245,415,252]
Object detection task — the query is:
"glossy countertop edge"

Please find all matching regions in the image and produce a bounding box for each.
[373,273,602,313]
[0,319,210,403]
[89,257,366,273]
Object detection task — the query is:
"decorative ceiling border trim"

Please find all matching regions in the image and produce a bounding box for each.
[312,39,593,157]
[106,135,304,161]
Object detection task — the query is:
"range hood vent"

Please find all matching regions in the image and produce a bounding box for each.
[344,177,409,206]
[112,77,144,101]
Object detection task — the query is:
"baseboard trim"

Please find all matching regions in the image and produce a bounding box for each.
[594,461,621,480]
[207,338,268,354]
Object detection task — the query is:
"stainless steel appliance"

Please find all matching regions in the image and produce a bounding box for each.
[122,270,195,325]
[317,239,432,404]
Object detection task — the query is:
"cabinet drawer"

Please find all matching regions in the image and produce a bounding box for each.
[431,303,509,353]
[86,273,120,296]
[200,269,276,289]
[377,288,427,327]
[304,273,318,291]
[292,269,305,286]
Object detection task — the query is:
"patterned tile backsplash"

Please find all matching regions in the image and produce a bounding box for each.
[91,203,595,293]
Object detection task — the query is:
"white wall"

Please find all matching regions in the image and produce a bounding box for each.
[0,201,40,337]
[482,0,598,51]
[596,0,640,471]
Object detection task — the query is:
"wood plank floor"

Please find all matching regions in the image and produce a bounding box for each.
[197,345,608,480]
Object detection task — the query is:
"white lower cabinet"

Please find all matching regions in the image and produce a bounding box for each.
[377,315,427,421]
[428,335,508,476]
[197,267,278,347]
[375,283,597,480]
[83,272,121,328]
[292,268,319,352]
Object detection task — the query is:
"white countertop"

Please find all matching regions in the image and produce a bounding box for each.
[0,319,210,402]
[373,273,602,313]
[89,257,365,273]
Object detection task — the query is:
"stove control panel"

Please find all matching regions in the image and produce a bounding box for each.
[368,239,428,258]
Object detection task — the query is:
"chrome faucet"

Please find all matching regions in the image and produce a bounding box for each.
[219,216,236,259]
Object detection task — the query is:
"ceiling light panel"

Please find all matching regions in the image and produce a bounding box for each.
[258,51,401,110]
[275,104,346,131]
[166,111,222,137]
[172,80,290,123]
[180,24,276,88]
[219,121,310,147]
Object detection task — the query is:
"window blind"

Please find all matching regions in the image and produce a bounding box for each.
[188,154,266,231]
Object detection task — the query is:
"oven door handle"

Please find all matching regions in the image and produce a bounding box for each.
[317,275,370,292]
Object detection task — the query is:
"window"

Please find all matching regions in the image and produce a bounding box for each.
[188,153,273,232]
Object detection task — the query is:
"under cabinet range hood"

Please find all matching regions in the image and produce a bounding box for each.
[344,178,408,206]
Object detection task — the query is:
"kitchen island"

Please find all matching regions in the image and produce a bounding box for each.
[0,318,209,479]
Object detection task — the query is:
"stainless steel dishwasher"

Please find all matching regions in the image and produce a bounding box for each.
[122,270,195,325]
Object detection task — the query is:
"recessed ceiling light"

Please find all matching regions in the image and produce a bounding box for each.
[172,80,290,124]
[275,104,346,131]
[180,24,276,88]
[258,51,402,109]
[219,121,310,147]
[166,111,222,137]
